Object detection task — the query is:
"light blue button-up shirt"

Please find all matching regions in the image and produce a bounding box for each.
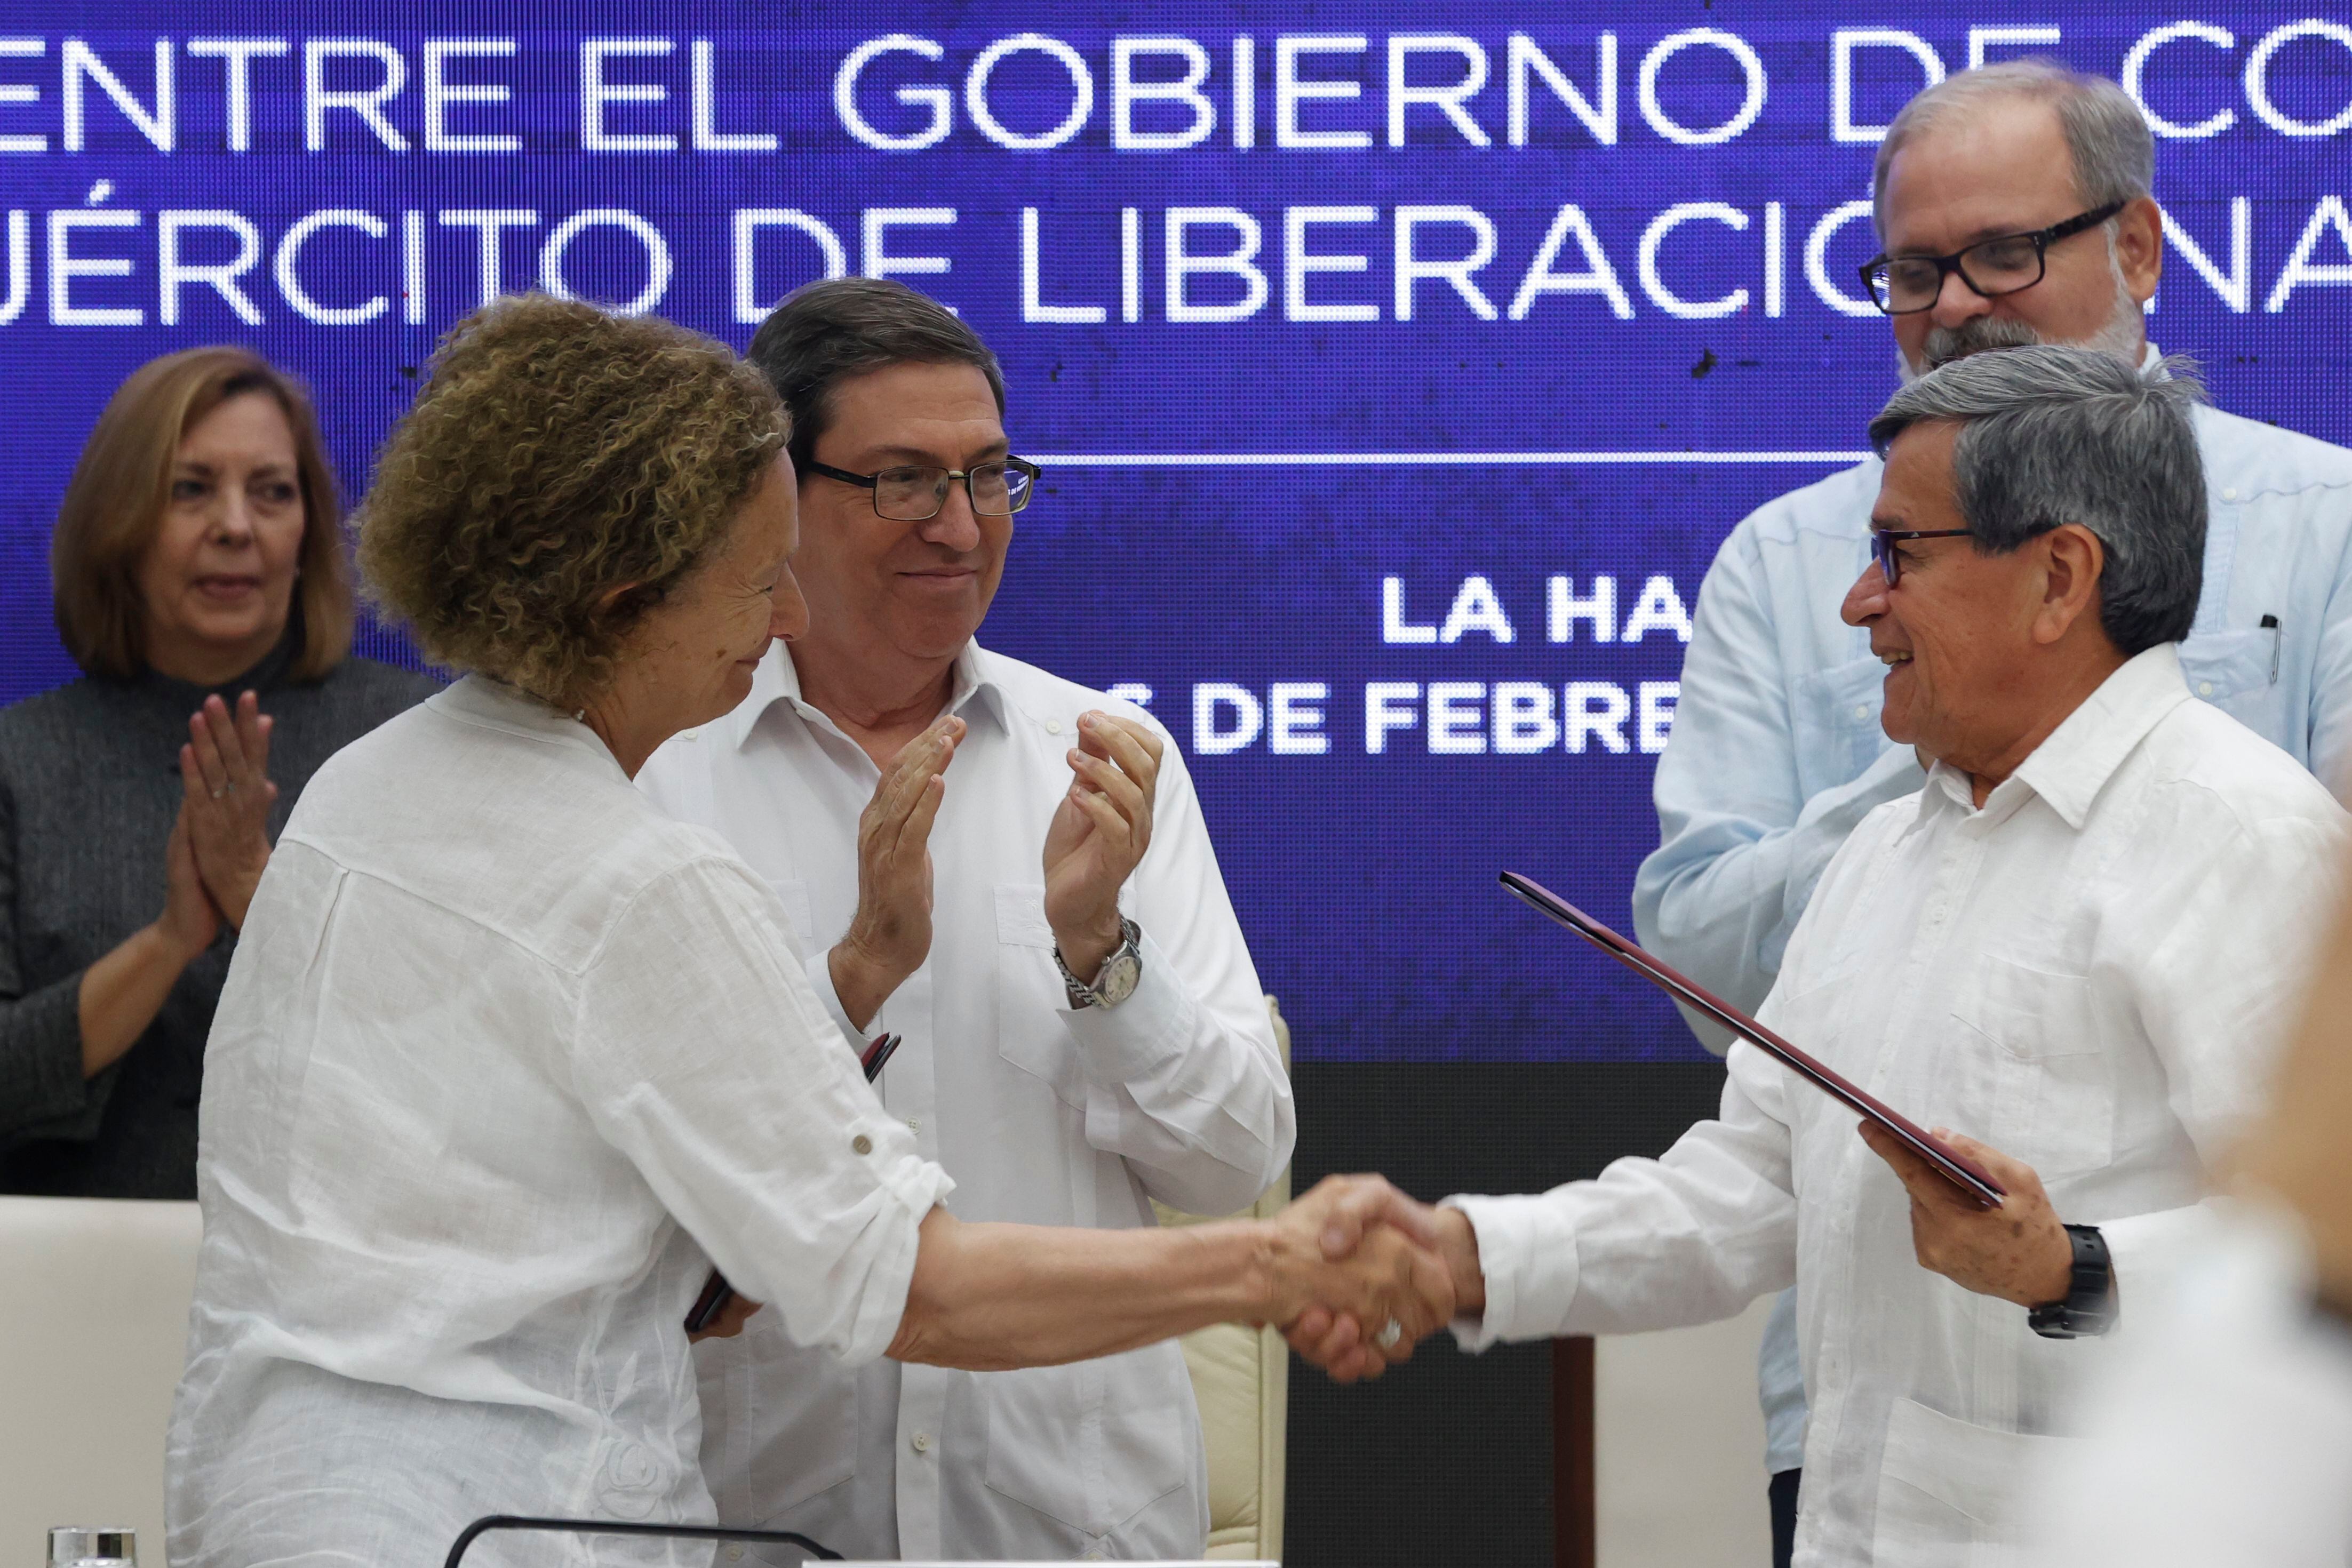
[1635,366,2352,1475]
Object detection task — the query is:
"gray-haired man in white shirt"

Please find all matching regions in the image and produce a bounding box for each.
[1293,345,2348,1564]
[1636,65,2352,1563]
[637,278,1295,1562]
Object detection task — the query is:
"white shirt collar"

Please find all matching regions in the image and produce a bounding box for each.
[431,674,630,782]
[1919,643,2191,831]
[724,639,1006,752]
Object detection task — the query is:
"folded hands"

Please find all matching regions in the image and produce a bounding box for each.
[171,690,278,942]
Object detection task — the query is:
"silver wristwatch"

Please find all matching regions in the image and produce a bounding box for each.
[1056,917,1143,1009]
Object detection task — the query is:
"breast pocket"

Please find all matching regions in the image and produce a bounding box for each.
[1792,653,1895,800]
[764,878,817,956]
[2179,628,2285,745]
[1952,956,2113,1179]
[982,1342,1198,1538]
[1871,1396,2075,1567]
[994,884,1083,1107]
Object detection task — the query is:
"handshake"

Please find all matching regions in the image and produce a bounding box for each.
[1261,1175,1487,1384]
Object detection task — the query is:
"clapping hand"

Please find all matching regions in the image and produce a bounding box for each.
[1043,713,1162,981]
[830,716,964,1030]
[178,691,278,930]
[156,800,223,961]
[1263,1176,1464,1383]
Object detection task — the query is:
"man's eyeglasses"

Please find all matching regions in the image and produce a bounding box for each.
[1869,528,1973,587]
[1859,201,2126,316]
[807,457,1040,521]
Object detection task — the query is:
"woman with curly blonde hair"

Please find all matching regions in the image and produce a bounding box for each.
[164,295,1452,1567]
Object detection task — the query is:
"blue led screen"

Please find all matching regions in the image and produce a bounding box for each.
[1,3,2348,1059]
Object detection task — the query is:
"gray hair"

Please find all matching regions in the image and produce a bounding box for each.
[1868,345,2206,655]
[1873,61,2155,235]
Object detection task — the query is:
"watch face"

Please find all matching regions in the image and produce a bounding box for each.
[1096,947,1143,1006]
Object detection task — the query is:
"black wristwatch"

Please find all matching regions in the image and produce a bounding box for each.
[2028,1223,2116,1339]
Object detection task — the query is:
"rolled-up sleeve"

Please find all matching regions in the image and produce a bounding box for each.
[0,779,111,1144]
[572,855,954,1366]
[0,976,108,1143]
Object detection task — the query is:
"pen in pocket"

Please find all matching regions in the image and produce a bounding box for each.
[2262,614,2281,683]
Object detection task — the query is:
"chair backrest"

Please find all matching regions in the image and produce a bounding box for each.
[1152,996,1293,1562]
[0,1196,203,1561]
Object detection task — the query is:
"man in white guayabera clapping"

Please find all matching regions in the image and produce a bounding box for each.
[1291,346,2349,1566]
[637,278,1294,1563]
[1632,60,2352,1565]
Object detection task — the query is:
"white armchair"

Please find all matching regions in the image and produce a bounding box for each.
[0,1196,204,1558]
[1152,996,1293,1562]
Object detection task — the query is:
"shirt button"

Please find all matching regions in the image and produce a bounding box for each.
[907,1117,921,1134]
[726,1549,744,1562]
[911,1431,932,1453]
[851,1133,873,1156]
[1083,1554,1106,1562]
[1046,718,1063,734]
[1853,703,1869,719]
[2222,487,2239,502]
[2198,681,2215,697]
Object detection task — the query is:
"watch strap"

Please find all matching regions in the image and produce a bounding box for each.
[1055,917,1140,1007]
[2028,1223,2116,1339]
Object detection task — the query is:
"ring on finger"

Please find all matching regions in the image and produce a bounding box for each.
[210,786,229,800]
[1375,1318,1404,1350]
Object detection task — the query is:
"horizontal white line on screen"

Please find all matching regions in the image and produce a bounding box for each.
[1027,451,1872,467]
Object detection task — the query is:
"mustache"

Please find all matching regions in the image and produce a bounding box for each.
[1919,316,2044,371]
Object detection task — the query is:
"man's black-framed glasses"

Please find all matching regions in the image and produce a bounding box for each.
[807,457,1040,521]
[1869,527,1973,587]
[1859,201,2126,316]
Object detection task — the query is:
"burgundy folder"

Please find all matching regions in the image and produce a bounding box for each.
[1500,871,2005,1208]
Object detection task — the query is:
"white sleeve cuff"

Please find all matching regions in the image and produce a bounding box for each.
[2100,1197,2234,1327]
[1442,1191,1584,1352]
[803,946,868,1052]
[1060,929,1193,1084]
[838,1155,959,1366]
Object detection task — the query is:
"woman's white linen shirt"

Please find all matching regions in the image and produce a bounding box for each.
[166,676,952,1567]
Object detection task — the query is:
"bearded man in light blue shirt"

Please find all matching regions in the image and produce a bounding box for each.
[1634,59,2352,1566]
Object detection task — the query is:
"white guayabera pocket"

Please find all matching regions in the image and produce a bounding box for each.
[1954,955,2115,1180]
[993,883,1085,1108]
[981,1344,1196,1538]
